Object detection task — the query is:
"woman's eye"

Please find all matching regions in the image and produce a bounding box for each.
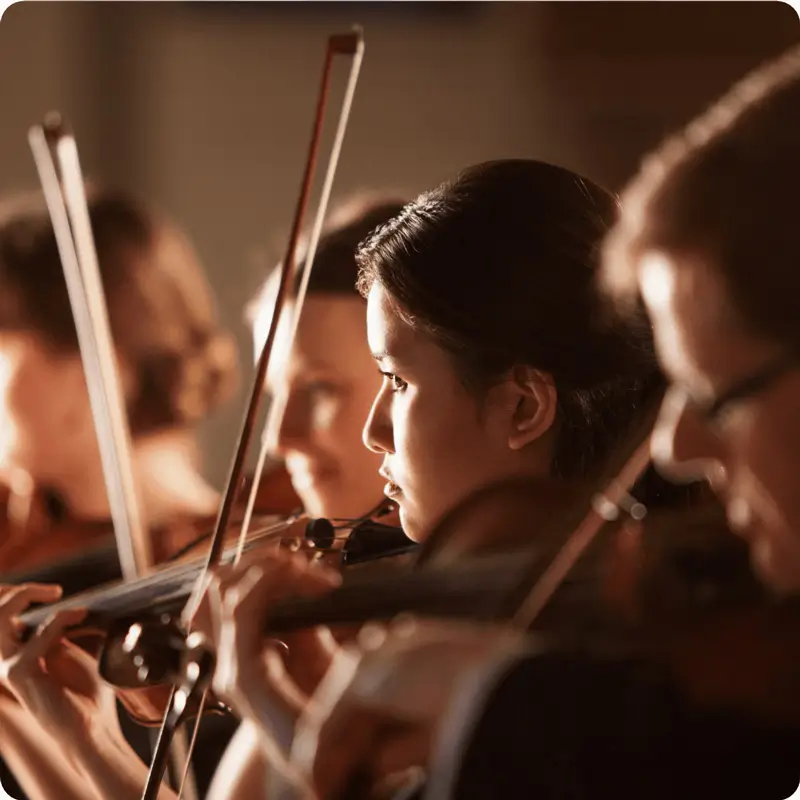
[381,371,407,393]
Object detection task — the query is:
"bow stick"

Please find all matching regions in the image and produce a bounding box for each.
[510,391,663,629]
[236,29,366,564]
[29,119,152,578]
[29,119,199,798]
[141,28,366,800]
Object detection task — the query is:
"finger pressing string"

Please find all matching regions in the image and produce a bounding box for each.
[28,608,88,659]
[1,608,86,689]
[45,638,105,699]
[0,584,63,619]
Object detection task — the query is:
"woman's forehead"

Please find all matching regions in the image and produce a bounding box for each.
[259,295,370,374]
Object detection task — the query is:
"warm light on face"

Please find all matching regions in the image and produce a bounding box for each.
[249,281,387,519]
[0,342,20,468]
[252,292,274,364]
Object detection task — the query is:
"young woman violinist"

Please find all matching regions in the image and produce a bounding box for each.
[601,44,800,597]
[205,158,800,799]
[0,187,238,799]
[0,160,680,798]
[200,158,710,795]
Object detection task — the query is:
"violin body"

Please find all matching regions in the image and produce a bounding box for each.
[0,484,115,577]
[14,494,414,726]
[0,463,303,586]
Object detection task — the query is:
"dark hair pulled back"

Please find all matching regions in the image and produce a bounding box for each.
[356,159,667,488]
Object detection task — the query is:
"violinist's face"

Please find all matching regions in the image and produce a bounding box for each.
[255,290,385,520]
[639,251,800,594]
[0,332,98,482]
[363,284,554,542]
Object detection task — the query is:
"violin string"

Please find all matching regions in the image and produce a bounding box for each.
[164,495,393,565]
[164,515,306,562]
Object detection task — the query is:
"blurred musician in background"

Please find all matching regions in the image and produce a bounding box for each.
[0,188,238,576]
[601,44,800,597]
[0,187,238,799]
[0,192,411,799]
[208,193,411,798]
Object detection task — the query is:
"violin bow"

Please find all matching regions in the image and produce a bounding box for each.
[28,120,152,579]
[28,121,200,798]
[235,29,366,566]
[510,388,664,629]
[141,29,366,800]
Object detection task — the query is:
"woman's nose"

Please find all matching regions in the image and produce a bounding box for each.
[362,388,393,455]
[651,388,725,485]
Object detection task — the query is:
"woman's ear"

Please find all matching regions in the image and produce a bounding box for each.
[507,366,557,451]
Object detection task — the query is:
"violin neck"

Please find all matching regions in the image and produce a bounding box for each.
[16,547,528,638]
[14,517,417,635]
[264,554,530,633]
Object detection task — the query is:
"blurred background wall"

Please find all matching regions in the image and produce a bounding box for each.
[0,1,796,486]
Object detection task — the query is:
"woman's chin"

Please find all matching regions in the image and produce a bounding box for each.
[396,505,426,544]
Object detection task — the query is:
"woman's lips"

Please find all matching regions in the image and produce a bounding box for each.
[379,468,402,498]
[383,480,402,499]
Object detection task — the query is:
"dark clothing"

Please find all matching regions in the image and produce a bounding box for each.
[429,651,800,799]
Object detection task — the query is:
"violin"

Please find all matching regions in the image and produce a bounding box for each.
[11,494,411,724]
[1,463,411,595]
[16,475,800,734]
[0,462,303,591]
[0,481,114,578]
